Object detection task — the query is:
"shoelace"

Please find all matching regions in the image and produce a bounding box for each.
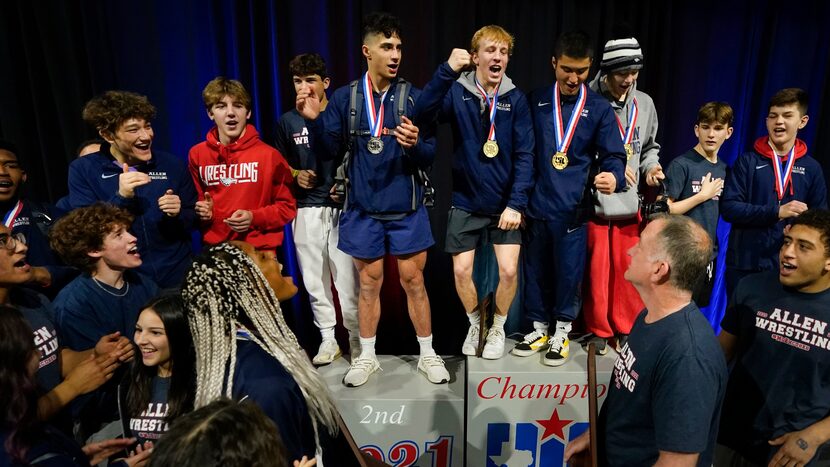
[351,357,379,371]
[487,327,505,341]
[523,329,546,343]
[420,355,445,366]
[549,335,566,352]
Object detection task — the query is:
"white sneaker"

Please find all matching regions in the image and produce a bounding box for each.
[461,324,482,356]
[342,356,381,387]
[482,327,505,360]
[417,355,450,384]
[312,339,342,366]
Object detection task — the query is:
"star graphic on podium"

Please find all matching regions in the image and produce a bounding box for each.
[536,408,573,441]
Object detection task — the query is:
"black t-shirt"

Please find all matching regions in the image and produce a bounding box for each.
[128,376,171,446]
[274,109,339,208]
[665,149,727,251]
[719,271,830,465]
[600,303,727,466]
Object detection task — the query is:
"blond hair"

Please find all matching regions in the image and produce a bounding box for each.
[181,243,339,447]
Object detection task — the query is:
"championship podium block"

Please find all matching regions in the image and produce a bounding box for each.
[320,355,466,466]
[467,339,617,467]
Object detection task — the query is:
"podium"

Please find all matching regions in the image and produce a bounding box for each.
[466,339,616,467]
[319,342,616,466]
[319,355,466,466]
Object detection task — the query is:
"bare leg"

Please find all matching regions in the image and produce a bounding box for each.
[354,257,384,338]
[396,250,431,337]
[452,250,477,313]
[493,244,521,316]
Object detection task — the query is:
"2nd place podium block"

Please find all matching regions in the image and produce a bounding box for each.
[319,355,466,466]
[319,341,616,467]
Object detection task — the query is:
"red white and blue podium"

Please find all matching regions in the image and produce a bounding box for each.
[318,340,616,466]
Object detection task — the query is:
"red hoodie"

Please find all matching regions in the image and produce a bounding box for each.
[188,124,296,249]
[753,137,808,197]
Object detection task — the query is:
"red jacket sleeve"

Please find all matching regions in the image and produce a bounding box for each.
[250,151,297,230]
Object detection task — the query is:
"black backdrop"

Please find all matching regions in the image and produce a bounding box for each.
[2,0,829,353]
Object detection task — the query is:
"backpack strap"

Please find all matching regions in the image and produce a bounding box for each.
[392,79,436,210]
[333,80,362,210]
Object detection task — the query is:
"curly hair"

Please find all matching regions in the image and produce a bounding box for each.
[149,398,289,467]
[0,306,40,465]
[202,77,252,112]
[362,12,401,42]
[127,294,196,427]
[49,203,134,273]
[288,53,328,79]
[181,243,339,450]
[82,91,156,135]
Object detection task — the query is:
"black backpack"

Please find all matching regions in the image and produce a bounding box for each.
[333,79,435,209]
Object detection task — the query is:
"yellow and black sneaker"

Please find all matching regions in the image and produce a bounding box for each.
[511,329,549,357]
[543,332,570,367]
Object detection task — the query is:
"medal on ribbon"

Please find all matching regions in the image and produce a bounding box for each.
[616,98,638,160]
[768,140,796,201]
[475,76,500,158]
[363,73,388,155]
[551,82,587,170]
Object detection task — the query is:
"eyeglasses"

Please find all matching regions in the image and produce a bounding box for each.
[0,232,26,251]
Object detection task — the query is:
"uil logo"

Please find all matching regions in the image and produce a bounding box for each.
[486,408,588,467]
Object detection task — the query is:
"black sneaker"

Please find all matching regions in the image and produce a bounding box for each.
[580,334,609,356]
[543,332,570,367]
[511,329,549,357]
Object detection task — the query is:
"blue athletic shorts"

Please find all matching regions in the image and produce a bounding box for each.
[338,205,435,259]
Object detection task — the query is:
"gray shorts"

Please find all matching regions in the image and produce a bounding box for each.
[445,207,522,253]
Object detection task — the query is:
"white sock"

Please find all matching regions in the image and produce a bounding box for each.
[492,314,507,330]
[555,320,572,335]
[321,327,335,342]
[467,310,480,326]
[533,321,549,334]
[358,336,376,359]
[417,334,436,357]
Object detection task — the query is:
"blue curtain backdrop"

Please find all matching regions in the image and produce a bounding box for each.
[1,0,829,353]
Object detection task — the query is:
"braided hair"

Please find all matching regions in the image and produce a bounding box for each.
[181,243,339,444]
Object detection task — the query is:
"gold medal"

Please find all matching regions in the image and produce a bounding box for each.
[483,140,499,158]
[552,151,568,170]
[624,143,633,160]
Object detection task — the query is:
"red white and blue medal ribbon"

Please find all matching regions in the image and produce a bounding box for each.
[2,200,23,228]
[363,73,388,154]
[474,76,500,145]
[768,140,796,201]
[615,98,638,158]
[552,83,587,155]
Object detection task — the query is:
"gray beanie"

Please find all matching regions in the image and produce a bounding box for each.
[600,38,643,74]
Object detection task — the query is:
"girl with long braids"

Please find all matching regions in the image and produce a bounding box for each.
[181,241,352,465]
[118,294,195,450]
